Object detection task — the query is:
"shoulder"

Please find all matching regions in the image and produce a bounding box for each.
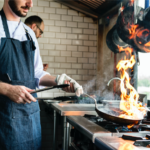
[22,22,37,41]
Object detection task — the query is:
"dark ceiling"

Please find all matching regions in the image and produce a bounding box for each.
[54,0,124,18]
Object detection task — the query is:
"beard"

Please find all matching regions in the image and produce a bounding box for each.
[8,0,29,17]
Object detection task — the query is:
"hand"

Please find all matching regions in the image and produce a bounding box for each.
[62,80,75,93]
[6,85,37,104]
[56,74,83,96]
[43,64,48,71]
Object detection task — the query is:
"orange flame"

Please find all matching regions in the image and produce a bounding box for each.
[117,46,146,120]
[128,25,139,39]
[118,143,135,150]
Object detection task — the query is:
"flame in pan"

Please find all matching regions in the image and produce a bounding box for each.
[117,46,146,120]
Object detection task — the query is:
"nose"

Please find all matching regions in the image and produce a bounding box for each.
[26,0,33,8]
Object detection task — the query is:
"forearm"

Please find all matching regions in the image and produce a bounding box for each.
[39,74,57,87]
[0,81,12,96]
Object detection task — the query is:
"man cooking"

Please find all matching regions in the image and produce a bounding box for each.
[24,15,48,71]
[0,0,83,149]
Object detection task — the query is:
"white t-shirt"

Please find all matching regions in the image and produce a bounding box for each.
[0,16,49,88]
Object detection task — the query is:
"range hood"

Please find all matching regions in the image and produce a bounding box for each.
[53,0,125,18]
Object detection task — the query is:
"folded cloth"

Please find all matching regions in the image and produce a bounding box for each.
[55,73,83,97]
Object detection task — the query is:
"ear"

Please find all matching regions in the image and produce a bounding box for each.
[31,23,37,31]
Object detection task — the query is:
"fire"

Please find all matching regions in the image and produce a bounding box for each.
[117,46,147,120]
[128,25,139,39]
[118,143,135,150]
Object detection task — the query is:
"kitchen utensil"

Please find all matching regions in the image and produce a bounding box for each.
[83,93,142,125]
[31,84,69,94]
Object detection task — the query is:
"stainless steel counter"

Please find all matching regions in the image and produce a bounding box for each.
[50,102,103,150]
[51,103,102,116]
[95,136,149,150]
[67,116,111,143]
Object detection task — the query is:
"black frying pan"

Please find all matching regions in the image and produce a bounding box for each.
[84,93,142,125]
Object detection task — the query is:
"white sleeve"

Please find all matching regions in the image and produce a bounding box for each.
[23,24,50,88]
[34,38,49,88]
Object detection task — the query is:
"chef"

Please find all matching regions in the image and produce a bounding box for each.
[24,15,48,71]
[0,0,83,150]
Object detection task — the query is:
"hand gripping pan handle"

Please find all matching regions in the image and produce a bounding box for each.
[30,84,69,94]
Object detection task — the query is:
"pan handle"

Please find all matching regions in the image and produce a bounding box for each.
[83,93,97,108]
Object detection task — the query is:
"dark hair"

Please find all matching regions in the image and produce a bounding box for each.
[24,15,43,26]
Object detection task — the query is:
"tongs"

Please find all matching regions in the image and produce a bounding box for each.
[31,84,69,94]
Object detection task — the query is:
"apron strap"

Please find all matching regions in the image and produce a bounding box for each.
[0,9,10,38]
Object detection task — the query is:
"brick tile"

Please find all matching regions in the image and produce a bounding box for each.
[78,46,88,52]
[50,2,61,8]
[60,63,71,68]
[61,39,71,45]
[89,23,97,29]
[67,22,77,27]
[40,50,49,55]
[84,17,93,23]
[44,20,54,26]
[56,45,66,50]
[84,41,94,46]
[73,16,83,22]
[39,44,43,49]
[55,21,66,27]
[72,75,82,80]
[44,44,55,50]
[83,29,93,34]
[72,28,82,34]
[50,14,61,20]
[44,7,55,13]
[32,6,43,12]
[44,32,55,38]
[94,30,97,35]
[78,35,88,40]
[79,12,86,17]
[78,22,88,28]
[55,57,66,62]
[67,46,77,51]
[66,69,77,74]
[72,64,82,69]
[49,63,60,68]
[38,1,49,7]
[55,69,66,74]
[37,12,49,19]
[38,38,49,43]
[89,47,97,52]
[83,52,94,58]
[43,56,54,62]
[49,50,60,56]
[44,26,49,32]
[89,58,96,63]
[68,10,78,16]
[88,70,96,75]
[49,26,60,32]
[82,75,94,81]
[73,40,83,45]
[61,27,71,33]
[72,52,82,57]
[67,34,77,39]
[56,33,66,39]
[94,41,97,46]
[61,51,71,57]
[67,57,77,63]
[50,39,60,44]
[62,5,69,9]
[62,15,72,21]
[78,70,88,75]
[56,9,67,14]
[78,58,88,63]
[83,64,94,69]
[89,35,97,40]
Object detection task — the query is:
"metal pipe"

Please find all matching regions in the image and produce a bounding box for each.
[53,110,56,150]
[66,122,70,150]
[107,77,121,86]
[63,116,67,150]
